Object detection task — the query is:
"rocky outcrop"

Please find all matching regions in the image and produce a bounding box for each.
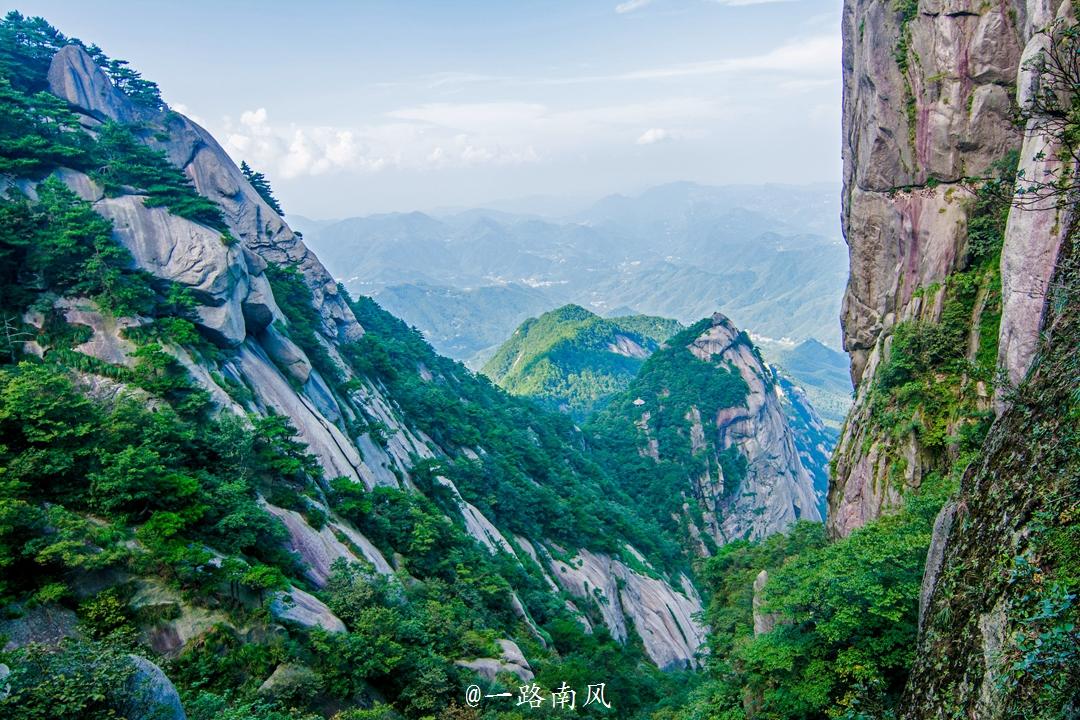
[831,0,1075,536]
[456,639,535,683]
[917,500,956,630]
[262,503,394,584]
[48,45,146,124]
[48,45,361,347]
[256,663,320,703]
[270,587,346,634]
[752,570,779,636]
[547,547,705,670]
[686,315,821,541]
[996,0,1075,399]
[122,656,187,720]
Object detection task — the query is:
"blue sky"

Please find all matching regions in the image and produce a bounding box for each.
[15,0,843,217]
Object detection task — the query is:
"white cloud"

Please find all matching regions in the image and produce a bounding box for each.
[211,95,734,180]
[636,128,672,144]
[615,0,655,13]
[222,107,365,179]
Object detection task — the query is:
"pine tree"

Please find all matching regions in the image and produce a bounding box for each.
[239,161,284,215]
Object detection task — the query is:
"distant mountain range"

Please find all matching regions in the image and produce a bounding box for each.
[293,181,846,365]
[755,338,853,429]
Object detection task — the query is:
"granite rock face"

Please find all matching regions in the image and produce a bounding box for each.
[547,547,706,670]
[122,656,187,720]
[684,315,821,542]
[831,0,1073,536]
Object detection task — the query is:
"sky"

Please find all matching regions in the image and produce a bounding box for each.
[14,0,843,218]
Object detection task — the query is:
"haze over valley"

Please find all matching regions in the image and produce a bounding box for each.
[296,180,848,368]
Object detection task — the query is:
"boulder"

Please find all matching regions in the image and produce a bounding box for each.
[258,324,312,384]
[270,586,346,634]
[121,655,186,720]
[47,45,141,123]
[257,663,320,704]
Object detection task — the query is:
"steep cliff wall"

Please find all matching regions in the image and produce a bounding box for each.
[831,0,1073,536]
[902,208,1078,720]
[835,0,1080,713]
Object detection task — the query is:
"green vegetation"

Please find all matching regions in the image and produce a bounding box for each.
[862,154,1017,493]
[585,319,751,554]
[669,477,952,720]
[482,304,682,417]
[344,295,685,571]
[91,120,232,234]
[264,263,340,383]
[241,161,284,215]
[902,205,1080,720]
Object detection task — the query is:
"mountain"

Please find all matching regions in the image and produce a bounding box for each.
[757,338,852,429]
[483,307,835,527]
[481,304,682,416]
[586,315,827,553]
[0,20,724,719]
[299,183,848,360]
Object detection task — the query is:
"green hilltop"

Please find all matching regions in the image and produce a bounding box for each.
[481,304,682,417]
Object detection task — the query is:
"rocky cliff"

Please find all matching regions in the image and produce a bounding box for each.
[588,314,825,555]
[834,0,1080,714]
[831,0,1074,537]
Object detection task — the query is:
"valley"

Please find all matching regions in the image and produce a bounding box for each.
[0,3,1076,720]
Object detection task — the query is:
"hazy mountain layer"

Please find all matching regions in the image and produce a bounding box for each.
[299,183,847,360]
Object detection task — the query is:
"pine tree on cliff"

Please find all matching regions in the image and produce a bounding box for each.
[240,161,284,215]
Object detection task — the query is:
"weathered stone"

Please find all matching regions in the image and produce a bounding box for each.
[54,297,141,366]
[257,663,320,703]
[752,570,779,636]
[242,299,275,335]
[121,656,186,720]
[548,547,705,669]
[996,5,1075,401]
[261,502,393,585]
[919,501,957,630]
[0,604,80,651]
[269,586,346,634]
[456,657,534,683]
[258,324,312,384]
[48,45,141,123]
[96,196,248,346]
[684,314,821,541]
